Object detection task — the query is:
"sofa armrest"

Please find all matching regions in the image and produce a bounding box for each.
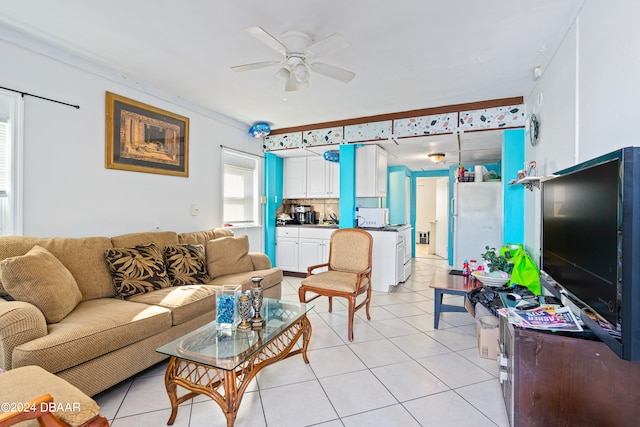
[248,252,272,271]
[0,300,47,370]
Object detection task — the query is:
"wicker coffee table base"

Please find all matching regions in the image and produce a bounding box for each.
[164,315,312,427]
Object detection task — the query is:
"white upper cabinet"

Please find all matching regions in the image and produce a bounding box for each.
[356,145,388,197]
[283,157,307,198]
[307,156,340,198]
[284,156,340,199]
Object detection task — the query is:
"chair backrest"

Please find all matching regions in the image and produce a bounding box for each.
[328,228,373,273]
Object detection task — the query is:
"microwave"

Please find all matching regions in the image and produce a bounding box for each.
[357,207,389,228]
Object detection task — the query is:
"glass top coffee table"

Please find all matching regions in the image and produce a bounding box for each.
[156,298,313,427]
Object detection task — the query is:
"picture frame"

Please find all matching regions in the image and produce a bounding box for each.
[105,91,189,177]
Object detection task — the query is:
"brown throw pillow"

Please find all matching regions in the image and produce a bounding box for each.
[206,235,254,279]
[164,244,210,286]
[0,245,82,323]
[104,242,171,299]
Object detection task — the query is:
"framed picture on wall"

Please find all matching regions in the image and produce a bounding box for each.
[105,91,189,177]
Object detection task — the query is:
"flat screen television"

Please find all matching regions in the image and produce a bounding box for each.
[541,147,640,361]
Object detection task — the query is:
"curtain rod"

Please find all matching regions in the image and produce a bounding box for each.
[220,145,264,159]
[0,86,80,109]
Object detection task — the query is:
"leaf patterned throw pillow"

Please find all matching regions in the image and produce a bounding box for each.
[164,244,211,286]
[105,242,171,298]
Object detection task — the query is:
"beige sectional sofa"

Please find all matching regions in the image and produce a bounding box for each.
[0,228,282,397]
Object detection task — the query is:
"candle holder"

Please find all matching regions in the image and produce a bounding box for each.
[237,293,252,330]
[250,276,266,329]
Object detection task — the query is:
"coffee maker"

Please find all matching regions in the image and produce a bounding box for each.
[295,205,310,223]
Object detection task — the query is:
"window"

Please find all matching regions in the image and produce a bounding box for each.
[222,149,261,226]
[0,90,23,236]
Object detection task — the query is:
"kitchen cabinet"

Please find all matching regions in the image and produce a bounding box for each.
[307,156,340,198]
[356,145,388,197]
[276,226,333,273]
[299,229,331,273]
[284,156,340,199]
[275,227,299,272]
[365,227,406,292]
[283,157,307,198]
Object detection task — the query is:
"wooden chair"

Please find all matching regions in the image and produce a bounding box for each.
[298,228,373,341]
[0,366,109,427]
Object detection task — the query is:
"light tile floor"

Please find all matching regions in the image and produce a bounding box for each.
[94,255,509,427]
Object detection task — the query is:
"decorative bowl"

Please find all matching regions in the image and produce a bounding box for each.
[472,271,511,287]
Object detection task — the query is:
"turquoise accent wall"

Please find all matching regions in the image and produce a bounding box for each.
[264,153,282,263]
[339,144,356,228]
[503,129,525,244]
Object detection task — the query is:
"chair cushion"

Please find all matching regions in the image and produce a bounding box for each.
[206,236,254,279]
[11,298,172,373]
[128,284,217,325]
[301,270,369,293]
[164,244,211,286]
[0,365,101,427]
[0,245,83,323]
[104,242,172,299]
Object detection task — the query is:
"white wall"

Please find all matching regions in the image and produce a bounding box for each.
[0,30,265,249]
[524,0,640,262]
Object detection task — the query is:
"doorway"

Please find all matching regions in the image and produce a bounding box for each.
[415,177,448,258]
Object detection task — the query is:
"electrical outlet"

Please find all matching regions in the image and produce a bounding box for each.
[153,222,161,231]
[191,205,199,216]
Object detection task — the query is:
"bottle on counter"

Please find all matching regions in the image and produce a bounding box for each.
[469,259,477,272]
[462,260,470,277]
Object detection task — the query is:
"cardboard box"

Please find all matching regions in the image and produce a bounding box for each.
[476,316,499,360]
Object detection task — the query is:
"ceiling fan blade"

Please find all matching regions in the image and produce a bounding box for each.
[310,62,355,83]
[231,61,282,72]
[306,32,349,58]
[245,27,288,55]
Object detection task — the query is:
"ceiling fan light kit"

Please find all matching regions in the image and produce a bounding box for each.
[428,153,446,163]
[232,27,355,92]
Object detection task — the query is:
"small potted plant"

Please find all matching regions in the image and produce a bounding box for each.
[481,246,514,274]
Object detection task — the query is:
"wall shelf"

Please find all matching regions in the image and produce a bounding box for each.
[508,176,540,191]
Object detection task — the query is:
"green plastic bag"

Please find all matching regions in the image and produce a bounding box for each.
[500,244,541,295]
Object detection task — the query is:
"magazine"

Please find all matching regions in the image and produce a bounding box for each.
[498,303,583,332]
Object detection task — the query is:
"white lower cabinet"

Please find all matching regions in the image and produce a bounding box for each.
[276,227,333,273]
[276,227,299,272]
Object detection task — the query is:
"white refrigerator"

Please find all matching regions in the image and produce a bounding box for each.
[452,182,503,270]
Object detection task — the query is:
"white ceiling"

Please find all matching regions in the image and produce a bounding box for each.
[0,0,583,171]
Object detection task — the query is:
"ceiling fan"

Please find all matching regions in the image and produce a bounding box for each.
[231,27,356,92]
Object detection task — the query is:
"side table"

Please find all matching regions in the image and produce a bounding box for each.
[429,269,482,328]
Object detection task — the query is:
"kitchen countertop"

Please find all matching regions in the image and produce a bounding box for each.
[276,223,410,232]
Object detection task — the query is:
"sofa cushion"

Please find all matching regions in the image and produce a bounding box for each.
[164,244,210,286]
[105,243,171,298]
[0,236,115,300]
[0,245,83,323]
[110,231,179,249]
[128,284,218,325]
[208,267,283,293]
[178,228,234,246]
[206,235,254,279]
[11,298,172,373]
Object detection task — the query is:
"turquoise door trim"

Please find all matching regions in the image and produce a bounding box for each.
[264,153,282,263]
[339,144,357,228]
[503,129,525,244]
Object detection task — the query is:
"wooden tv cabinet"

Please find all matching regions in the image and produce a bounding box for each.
[498,316,640,427]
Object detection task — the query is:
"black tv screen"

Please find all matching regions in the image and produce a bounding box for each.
[542,159,619,327]
[541,147,640,361]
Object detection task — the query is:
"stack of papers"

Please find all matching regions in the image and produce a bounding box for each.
[497,294,583,332]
